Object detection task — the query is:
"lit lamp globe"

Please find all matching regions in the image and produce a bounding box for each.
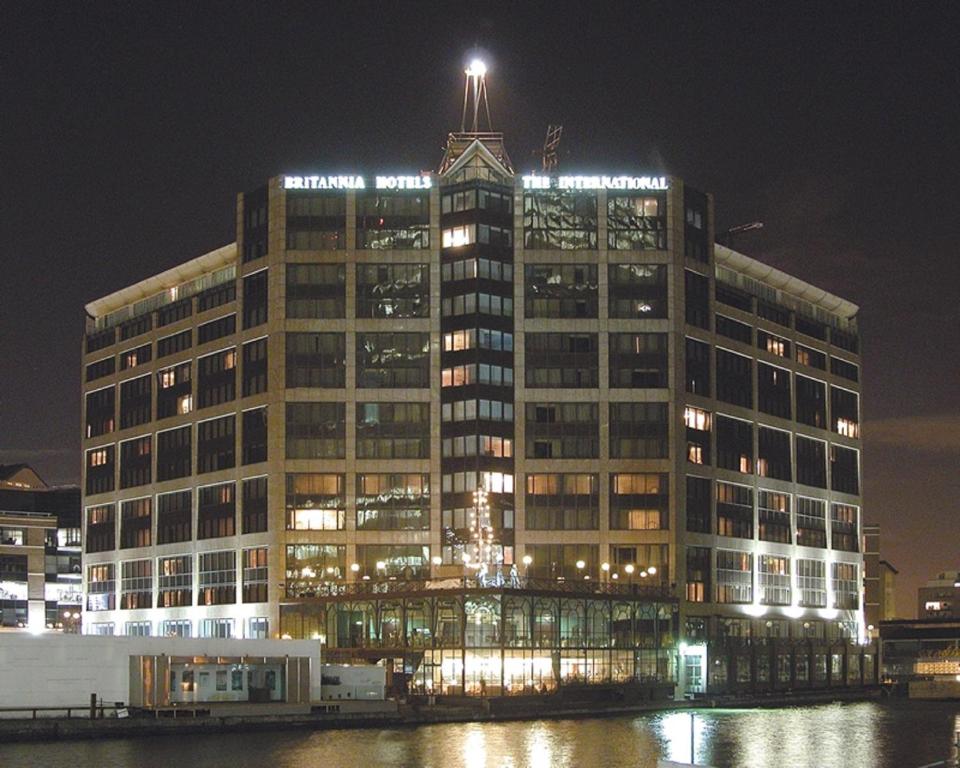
[601,562,610,572]
[647,566,657,575]
[624,564,635,575]
[431,555,443,566]
[522,555,532,566]
[350,563,360,573]
[466,59,487,78]
[463,552,472,565]
[576,560,586,570]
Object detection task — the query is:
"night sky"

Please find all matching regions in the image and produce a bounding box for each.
[2,3,957,616]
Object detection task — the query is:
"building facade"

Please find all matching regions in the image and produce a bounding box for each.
[918,571,960,619]
[80,121,868,692]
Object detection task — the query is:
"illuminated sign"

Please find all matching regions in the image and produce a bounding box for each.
[283,174,433,191]
[521,173,669,191]
[0,581,27,601]
[45,583,82,604]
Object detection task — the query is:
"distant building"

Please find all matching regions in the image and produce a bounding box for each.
[863,524,897,638]
[880,617,960,697]
[918,571,960,619]
[0,465,82,630]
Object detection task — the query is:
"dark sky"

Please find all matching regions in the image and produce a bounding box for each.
[2,2,958,616]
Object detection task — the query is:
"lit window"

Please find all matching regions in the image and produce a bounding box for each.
[684,406,711,431]
[442,225,475,248]
[739,455,751,473]
[160,370,176,388]
[89,449,109,467]
[836,418,859,438]
[177,394,193,414]
[224,350,237,369]
[687,444,703,464]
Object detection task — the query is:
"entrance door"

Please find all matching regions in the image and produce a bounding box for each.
[683,652,704,695]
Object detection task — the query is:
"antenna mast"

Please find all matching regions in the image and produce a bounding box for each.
[461,59,492,132]
[542,124,563,172]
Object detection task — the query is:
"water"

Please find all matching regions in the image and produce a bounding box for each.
[1,701,957,768]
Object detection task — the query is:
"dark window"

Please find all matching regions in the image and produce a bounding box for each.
[796,314,827,341]
[356,402,430,459]
[610,474,668,530]
[243,185,269,262]
[524,264,598,318]
[197,281,236,312]
[830,328,859,353]
[242,270,268,329]
[608,263,667,318]
[242,547,268,603]
[831,503,859,552]
[607,194,667,250]
[796,497,827,548]
[609,332,668,388]
[242,407,268,465]
[158,555,193,607]
[197,415,235,474]
[285,191,345,251]
[758,362,792,419]
[685,476,711,533]
[157,425,193,481]
[758,427,792,481]
[119,435,152,488]
[525,403,598,459]
[757,301,791,327]
[197,348,237,408]
[523,191,598,249]
[285,474,345,531]
[85,445,115,495]
[242,476,268,534]
[286,332,345,388]
[525,544,599,580]
[686,546,711,603]
[120,559,152,610]
[120,344,152,371]
[86,563,116,611]
[157,330,192,358]
[356,332,430,388]
[715,282,752,312]
[525,333,598,388]
[120,314,152,341]
[198,314,236,345]
[86,328,115,353]
[610,402,668,458]
[683,187,708,262]
[716,416,753,473]
[156,362,192,419]
[356,473,430,530]
[357,264,430,318]
[157,490,192,545]
[198,482,236,539]
[286,263,346,318]
[758,490,791,544]
[525,474,599,530]
[120,498,151,549]
[684,270,710,329]
[356,192,430,249]
[86,356,116,382]
[796,436,827,488]
[157,298,192,327]
[85,387,115,438]
[716,349,753,408]
[285,402,345,459]
[85,504,115,553]
[830,445,860,494]
[685,338,711,396]
[717,482,753,539]
[199,550,236,604]
[830,356,859,382]
[119,375,152,429]
[796,375,827,428]
[716,315,752,344]
[796,344,827,370]
[242,338,268,396]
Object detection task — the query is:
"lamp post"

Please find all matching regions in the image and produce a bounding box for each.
[625,563,635,588]
[601,562,610,585]
[576,560,586,580]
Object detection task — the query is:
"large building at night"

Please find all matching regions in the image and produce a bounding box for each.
[79,67,871,695]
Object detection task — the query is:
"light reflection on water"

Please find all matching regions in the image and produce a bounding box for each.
[0,701,958,768]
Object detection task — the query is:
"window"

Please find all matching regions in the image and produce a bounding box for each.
[525,474,599,530]
[198,483,235,539]
[125,621,152,637]
[286,474,345,530]
[158,556,192,608]
[796,344,827,370]
[607,194,667,250]
[200,618,235,638]
[610,402,668,458]
[242,476,268,534]
[442,257,513,283]
[199,550,236,605]
[242,270,268,329]
[285,263,345,319]
[242,548,268,603]
[356,264,429,318]
[120,560,152,610]
[831,386,860,438]
[796,436,827,488]
[442,224,474,248]
[830,356,859,382]
[356,474,430,530]
[242,338,268,396]
[716,550,752,604]
[286,332,345,388]
[243,185,269,261]
[759,555,791,606]
[759,490,791,543]
[716,416,753,473]
[758,363,791,419]
[120,344,152,371]
[119,435,152,488]
[683,187,708,262]
[441,292,513,318]
[356,402,429,459]
[119,314,152,341]
[686,547,711,603]
[796,375,827,428]
[85,387,115,438]
[716,315,752,344]
[157,426,191,481]
[524,544,599,580]
[686,476,711,533]
[796,497,827,548]
[716,482,753,539]
[119,375,151,429]
[609,333,668,388]
[242,407,268,464]
[86,563,116,611]
[86,356,116,382]
[120,497,151,549]
[248,617,269,639]
[197,414,236,474]
[685,407,711,466]
[832,562,859,609]
[85,444,115,495]
[757,330,789,358]
[286,192,345,250]
[518,333,588,389]
[831,503,859,552]
[356,333,430,388]
[715,282,752,312]
[86,328,115,353]
[523,191,597,249]
[757,426,791,481]
[157,329,192,358]
[830,444,860,494]
[85,504,115,553]
[685,338,711,396]
[356,192,429,249]
[685,270,710,329]
[286,544,346,594]
[157,297,192,327]
[525,402,598,459]
[524,264,598,318]
[157,490,192,544]
[610,474,669,530]
[198,314,236,345]
[197,280,236,312]
[197,348,237,408]
[156,362,192,418]
[285,402,344,459]
[608,263,667,318]
[797,559,826,608]
[831,327,859,353]
[716,349,752,408]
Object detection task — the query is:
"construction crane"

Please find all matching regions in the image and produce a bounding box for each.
[541,125,563,172]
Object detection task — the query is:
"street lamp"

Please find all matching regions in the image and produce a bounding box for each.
[376,561,386,579]
[350,562,360,573]
[432,555,443,567]
[625,563,635,586]
[601,562,610,584]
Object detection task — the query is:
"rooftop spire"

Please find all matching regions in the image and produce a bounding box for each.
[461,58,492,132]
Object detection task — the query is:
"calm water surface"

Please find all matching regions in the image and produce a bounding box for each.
[1,701,958,768]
